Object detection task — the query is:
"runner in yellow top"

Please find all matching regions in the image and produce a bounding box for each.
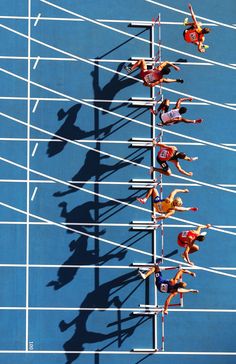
[137,188,198,221]
[183,4,211,53]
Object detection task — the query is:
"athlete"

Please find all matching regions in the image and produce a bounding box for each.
[139,265,198,315]
[136,188,198,221]
[183,3,211,53]
[178,224,211,265]
[151,98,203,126]
[124,59,184,87]
[149,140,197,177]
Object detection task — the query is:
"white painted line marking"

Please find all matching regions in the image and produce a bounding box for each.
[40,0,236,71]
[1,23,236,111]
[30,187,38,201]
[144,0,236,30]
[0,198,236,280]
[31,143,38,156]
[32,99,39,112]
[33,13,41,27]
[2,109,236,198]
[33,56,40,69]
[1,68,236,156]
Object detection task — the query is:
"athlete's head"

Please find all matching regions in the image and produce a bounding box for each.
[176,152,187,160]
[196,235,205,242]
[161,67,171,75]
[173,197,183,207]
[179,107,187,114]
[197,231,207,241]
[170,281,187,292]
[202,27,211,34]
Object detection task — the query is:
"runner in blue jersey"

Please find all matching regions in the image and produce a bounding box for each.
[139,265,198,314]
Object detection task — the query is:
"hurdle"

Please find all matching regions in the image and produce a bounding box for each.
[129,14,167,352]
[132,265,184,352]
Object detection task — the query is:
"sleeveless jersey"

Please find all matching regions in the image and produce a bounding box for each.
[155,199,173,213]
[157,147,175,161]
[155,271,172,293]
[178,230,198,244]
[161,109,181,124]
[143,70,162,83]
[184,29,204,44]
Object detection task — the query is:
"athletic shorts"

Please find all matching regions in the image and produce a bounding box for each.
[177,238,187,248]
[153,195,161,203]
[156,156,169,172]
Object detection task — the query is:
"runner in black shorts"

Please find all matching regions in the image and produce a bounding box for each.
[138,265,198,315]
[150,141,197,177]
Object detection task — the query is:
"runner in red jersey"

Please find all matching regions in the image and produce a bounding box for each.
[149,141,197,177]
[178,224,211,265]
[124,59,184,87]
[183,4,211,53]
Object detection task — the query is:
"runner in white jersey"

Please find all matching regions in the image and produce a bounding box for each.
[151,97,203,126]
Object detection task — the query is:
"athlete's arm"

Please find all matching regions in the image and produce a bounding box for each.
[180,117,197,124]
[156,209,175,220]
[195,224,211,234]
[164,292,178,314]
[175,206,198,212]
[158,61,180,72]
[188,3,199,28]
[175,97,193,109]
[168,188,189,200]
[171,160,193,176]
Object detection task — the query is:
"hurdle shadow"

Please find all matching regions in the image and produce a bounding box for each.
[59,270,148,364]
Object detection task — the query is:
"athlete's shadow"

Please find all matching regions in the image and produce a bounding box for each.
[46,234,127,290]
[59,270,143,364]
[53,149,144,197]
[91,62,139,115]
[57,193,136,234]
[47,104,113,157]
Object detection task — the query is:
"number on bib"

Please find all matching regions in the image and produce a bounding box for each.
[160,283,168,293]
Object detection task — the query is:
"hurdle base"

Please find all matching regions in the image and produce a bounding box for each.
[132,348,159,352]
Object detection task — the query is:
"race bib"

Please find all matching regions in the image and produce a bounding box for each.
[144,73,156,83]
[159,149,169,159]
[181,231,188,238]
[160,283,168,293]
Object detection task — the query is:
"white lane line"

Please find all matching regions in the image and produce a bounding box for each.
[40,0,236,71]
[0,198,236,280]
[32,99,39,112]
[1,23,236,112]
[0,306,234,313]
[32,56,40,69]
[30,187,38,201]
[0,350,233,355]
[1,69,236,157]
[0,15,220,25]
[31,143,38,157]
[33,13,41,27]
[144,0,236,30]
[2,110,236,197]
[26,0,31,351]
[1,221,236,229]
[0,264,235,271]
[1,152,236,240]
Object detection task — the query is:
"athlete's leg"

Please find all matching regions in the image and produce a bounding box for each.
[131,59,147,72]
[158,98,170,112]
[189,244,199,253]
[136,187,159,204]
[152,166,172,176]
[162,78,184,84]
